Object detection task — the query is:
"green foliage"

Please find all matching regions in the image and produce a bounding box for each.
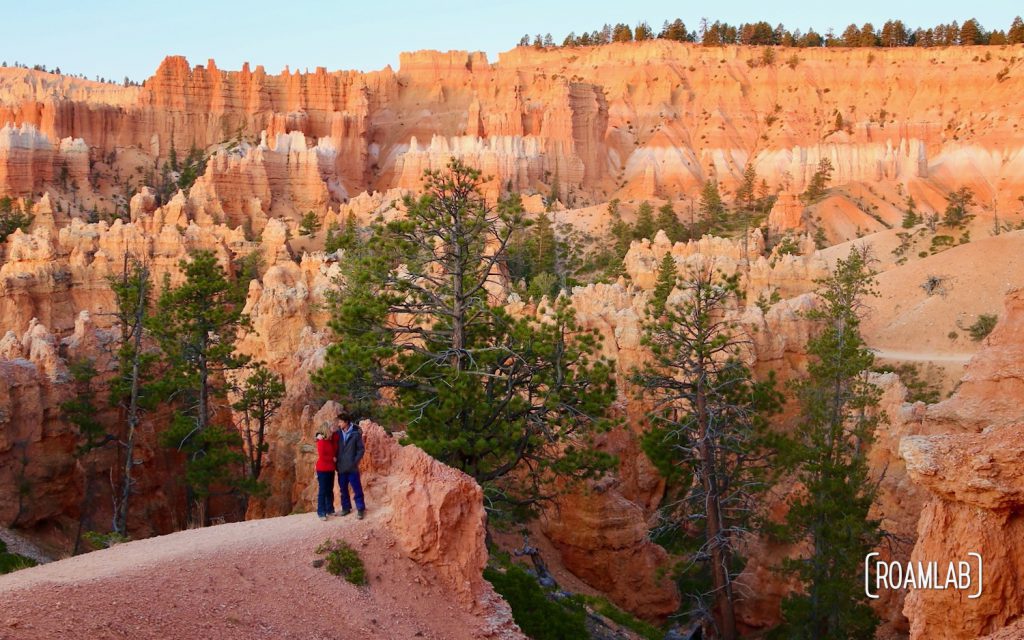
[150,250,252,504]
[299,211,321,237]
[655,201,688,243]
[484,564,588,639]
[0,196,33,241]
[0,539,37,574]
[812,226,828,250]
[756,289,782,315]
[901,196,920,228]
[232,365,285,485]
[506,210,563,299]
[315,539,368,585]
[82,530,129,550]
[159,415,248,497]
[942,187,975,228]
[649,252,677,317]
[872,363,941,404]
[315,161,617,520]
[800,158,833,205]
[633,200,656,240]
[234,250,264,285]
[699,180,726,226]
[579,595,663,640]
[774,234,801,257]
[61,359,109,456]
[634,265,781,635]
[176,145,207,193]
[734,164,757,211]
[325,212,359,253]
[929,235,955,254]
[774,248,882,639]
[967,314,998,341]
[156,145,206,201]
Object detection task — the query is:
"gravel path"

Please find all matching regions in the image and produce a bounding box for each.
[0,510,501,640]
[871,348,974,364]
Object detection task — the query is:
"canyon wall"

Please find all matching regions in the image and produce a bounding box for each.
[2,42,1022,214]
[3,41,1024,635]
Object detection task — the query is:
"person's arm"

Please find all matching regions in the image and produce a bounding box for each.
[354,431,365,466]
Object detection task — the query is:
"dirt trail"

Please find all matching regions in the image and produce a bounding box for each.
[0,510,513,640]
[871,348,974,364]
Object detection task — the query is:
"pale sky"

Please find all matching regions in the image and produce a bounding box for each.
[1,0,1019,81]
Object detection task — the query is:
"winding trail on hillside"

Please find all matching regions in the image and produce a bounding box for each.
[870,348,974,364]
[0,511,512,640]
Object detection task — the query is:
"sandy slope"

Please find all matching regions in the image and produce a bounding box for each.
[0,510,511,640]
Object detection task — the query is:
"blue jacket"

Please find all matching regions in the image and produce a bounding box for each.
[333,426,365,473]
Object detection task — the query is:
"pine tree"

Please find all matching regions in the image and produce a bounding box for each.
[735,164,757,211]
[634,201,656,240]
[959,19,983,45]
[841,24,861,46]
[655,201,687,243]
[299,211,321,237]
[325,212,359,252]
[801,158,834,204]
[900,196,920,228]
[649,253,677,317]
[232,366,285,501]
[635,264,781,640]
[942,187,975,228]
[314,160,617,518]
[150,250,252,524]
[1009,17,1024,44]
[108,257,159,537]
[700,180,726,227]
[61,358,111,553]
[0,197,33,241]
[608,199,635,259]
[777,248,882,639]
[612,23,633,42]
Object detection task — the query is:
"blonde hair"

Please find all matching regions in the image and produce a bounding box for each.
[316,425,332,438]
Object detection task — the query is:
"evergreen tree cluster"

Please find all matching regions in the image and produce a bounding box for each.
[522,16,1024,49]
[0,196,34,241]
[315,160,617,520]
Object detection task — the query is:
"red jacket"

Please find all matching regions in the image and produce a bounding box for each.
[315,438,337,472]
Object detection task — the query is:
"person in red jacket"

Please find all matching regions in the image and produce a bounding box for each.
[314,427,337,521]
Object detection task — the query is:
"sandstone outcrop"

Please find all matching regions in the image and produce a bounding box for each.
[900,289,1024,639]
[3,41,1022,220]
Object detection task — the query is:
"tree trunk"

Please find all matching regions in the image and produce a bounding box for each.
[113,269,147,536]
[697,381,737,640]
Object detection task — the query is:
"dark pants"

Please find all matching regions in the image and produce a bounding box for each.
[337,471,365,512]
[316,470,335,517]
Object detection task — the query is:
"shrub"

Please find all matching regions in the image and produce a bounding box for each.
[0,539,38,575]
[967,314,998,341]
[581,594,663,639]
[0,196,33,241]
[873,363,941,404]
[82,531,129,550]
[299,211,321,237]
[315,539,367,586]
[484,564,587,639]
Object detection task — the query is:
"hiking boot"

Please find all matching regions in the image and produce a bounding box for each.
[357,509,366,520]
[339,509,352,517]
[318,515,327,521]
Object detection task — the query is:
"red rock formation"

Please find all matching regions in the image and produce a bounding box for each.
[901,289,1024,639]
[7,41,1019,216]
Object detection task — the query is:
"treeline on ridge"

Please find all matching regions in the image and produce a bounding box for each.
[519,15,1024,49]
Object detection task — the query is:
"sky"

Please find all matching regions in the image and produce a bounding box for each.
[1,1,1020,82]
